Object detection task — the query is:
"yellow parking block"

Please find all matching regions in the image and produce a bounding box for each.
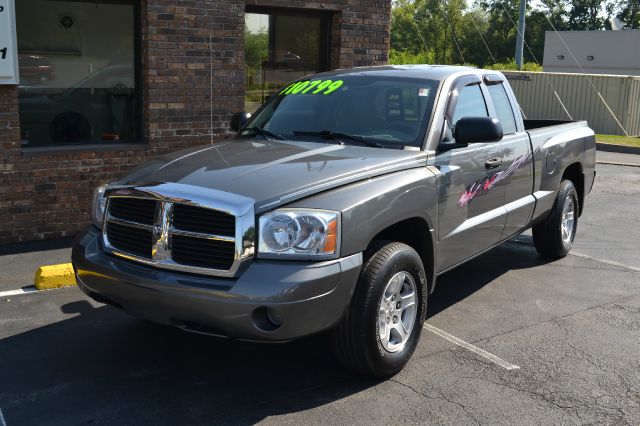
[34,263,77,290]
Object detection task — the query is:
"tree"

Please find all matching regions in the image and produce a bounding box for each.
[458,8,495,66]
[616,0,640,28]
[244,30,268,69]
[538,0,570,29]
[478,0,520,63]
[389,0,574,68]
[391,0,471,65]
[391,0,424,54]
[567,0,613,30]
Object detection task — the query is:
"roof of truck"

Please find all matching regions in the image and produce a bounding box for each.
[313,65,488,81]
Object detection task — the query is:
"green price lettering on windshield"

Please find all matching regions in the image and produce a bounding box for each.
[323,80,344,94]
[301,80,322,94]
[279,79,344,96]
[312,80,333,94]
[290,81,310,94]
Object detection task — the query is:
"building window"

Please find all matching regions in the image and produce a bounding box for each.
[16,0,139,148]
[244,10,329,113]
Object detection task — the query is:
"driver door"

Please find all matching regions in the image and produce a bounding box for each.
[432,78,507,272]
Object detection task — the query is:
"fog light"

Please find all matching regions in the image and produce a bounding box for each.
[252,307,283,332]
[266,308,283,327]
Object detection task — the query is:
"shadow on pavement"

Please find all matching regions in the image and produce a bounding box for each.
[0,299,378,425]
[428,234,552,318]
[0,235,550,424]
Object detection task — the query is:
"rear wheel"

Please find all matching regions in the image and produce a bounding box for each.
[533,180,579,258]
[332,242,427,376]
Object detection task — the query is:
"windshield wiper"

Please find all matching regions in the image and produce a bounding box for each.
[243,127,287,140]
[293,130,384,149]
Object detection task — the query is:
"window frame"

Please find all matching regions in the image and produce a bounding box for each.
[18,0,143,153]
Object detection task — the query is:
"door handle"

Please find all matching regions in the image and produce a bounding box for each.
[485,157,502,169]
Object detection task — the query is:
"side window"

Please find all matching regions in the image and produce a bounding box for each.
[452,84,488,125]
[488,83,518,134]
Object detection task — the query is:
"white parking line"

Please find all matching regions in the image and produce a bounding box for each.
[424,324,521,370]
[0,407,6,426]
[570,252,640,273]
[0,286,38,298]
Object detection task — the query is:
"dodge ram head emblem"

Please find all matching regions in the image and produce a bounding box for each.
[152,224,162,239]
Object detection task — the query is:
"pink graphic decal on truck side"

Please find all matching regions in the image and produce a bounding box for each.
[458,150,533,208]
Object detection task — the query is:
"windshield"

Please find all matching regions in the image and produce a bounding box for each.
[241,75,440,149]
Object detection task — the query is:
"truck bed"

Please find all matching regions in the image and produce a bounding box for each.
[523,119,575,130]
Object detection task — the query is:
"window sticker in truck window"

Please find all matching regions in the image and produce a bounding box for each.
[279,80,344,96]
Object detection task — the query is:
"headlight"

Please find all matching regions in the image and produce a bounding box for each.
[91,185,107,229]
[258,209,340,258]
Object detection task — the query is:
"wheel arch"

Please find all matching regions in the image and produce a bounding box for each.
[366,217,436,294]
[561,162,585,216]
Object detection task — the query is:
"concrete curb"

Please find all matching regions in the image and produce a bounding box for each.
[596,143,640,155]
[34,263,77,290]
[596,161,640,168]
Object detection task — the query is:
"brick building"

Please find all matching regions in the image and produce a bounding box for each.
[0,0,391,245]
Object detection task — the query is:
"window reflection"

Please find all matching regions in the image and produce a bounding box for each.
[16,0,137,147]
[245,12,326,113]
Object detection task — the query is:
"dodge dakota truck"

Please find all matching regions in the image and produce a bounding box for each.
[72,65,596,376]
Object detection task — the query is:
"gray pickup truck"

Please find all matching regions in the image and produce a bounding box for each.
[72,65,596,376]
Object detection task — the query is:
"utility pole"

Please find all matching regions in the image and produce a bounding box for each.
[515,0,526,70]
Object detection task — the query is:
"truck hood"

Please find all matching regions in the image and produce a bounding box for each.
[117,140,428,212]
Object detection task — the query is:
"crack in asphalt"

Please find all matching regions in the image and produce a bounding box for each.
[415,293,640,378]
[388,378,480,425]
[458,292,640,355]
[447,317,640,424]
[410,295,640,425]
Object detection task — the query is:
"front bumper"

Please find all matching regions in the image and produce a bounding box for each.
[72,226,362,342]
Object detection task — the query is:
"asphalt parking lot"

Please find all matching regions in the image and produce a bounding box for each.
[0,161,639,425]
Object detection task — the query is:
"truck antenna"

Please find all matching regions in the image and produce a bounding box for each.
[515,0,526,70]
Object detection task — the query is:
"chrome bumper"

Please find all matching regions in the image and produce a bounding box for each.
[72,226,362,342]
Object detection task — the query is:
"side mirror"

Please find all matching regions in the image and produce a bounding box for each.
[230,112,251,132]
[454,117,503,145]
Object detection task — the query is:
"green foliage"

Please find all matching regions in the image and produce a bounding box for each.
[485,59,543,72]
[615,0,640,29]
[567,0,614,30]
[391,0,619,68]
[389,49,435,65]
[244,30,268,69]
[596,134,640,147]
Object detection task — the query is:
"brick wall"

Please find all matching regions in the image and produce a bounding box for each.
[0,0,390,245]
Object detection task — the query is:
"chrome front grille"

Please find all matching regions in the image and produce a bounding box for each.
[109,197,156,225]
[106,221,154,259]
[171,235,235,270]
[172,204,235,237]
[102,183,256,278]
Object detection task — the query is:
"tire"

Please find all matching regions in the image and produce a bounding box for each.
[332,241,428,377]
[532,180,579,258]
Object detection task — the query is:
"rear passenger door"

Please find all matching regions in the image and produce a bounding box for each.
[433,76,506,272]
[484,75,535,239]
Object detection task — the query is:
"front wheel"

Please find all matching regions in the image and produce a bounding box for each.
[532,180,579,258]
[332,242,428,376]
